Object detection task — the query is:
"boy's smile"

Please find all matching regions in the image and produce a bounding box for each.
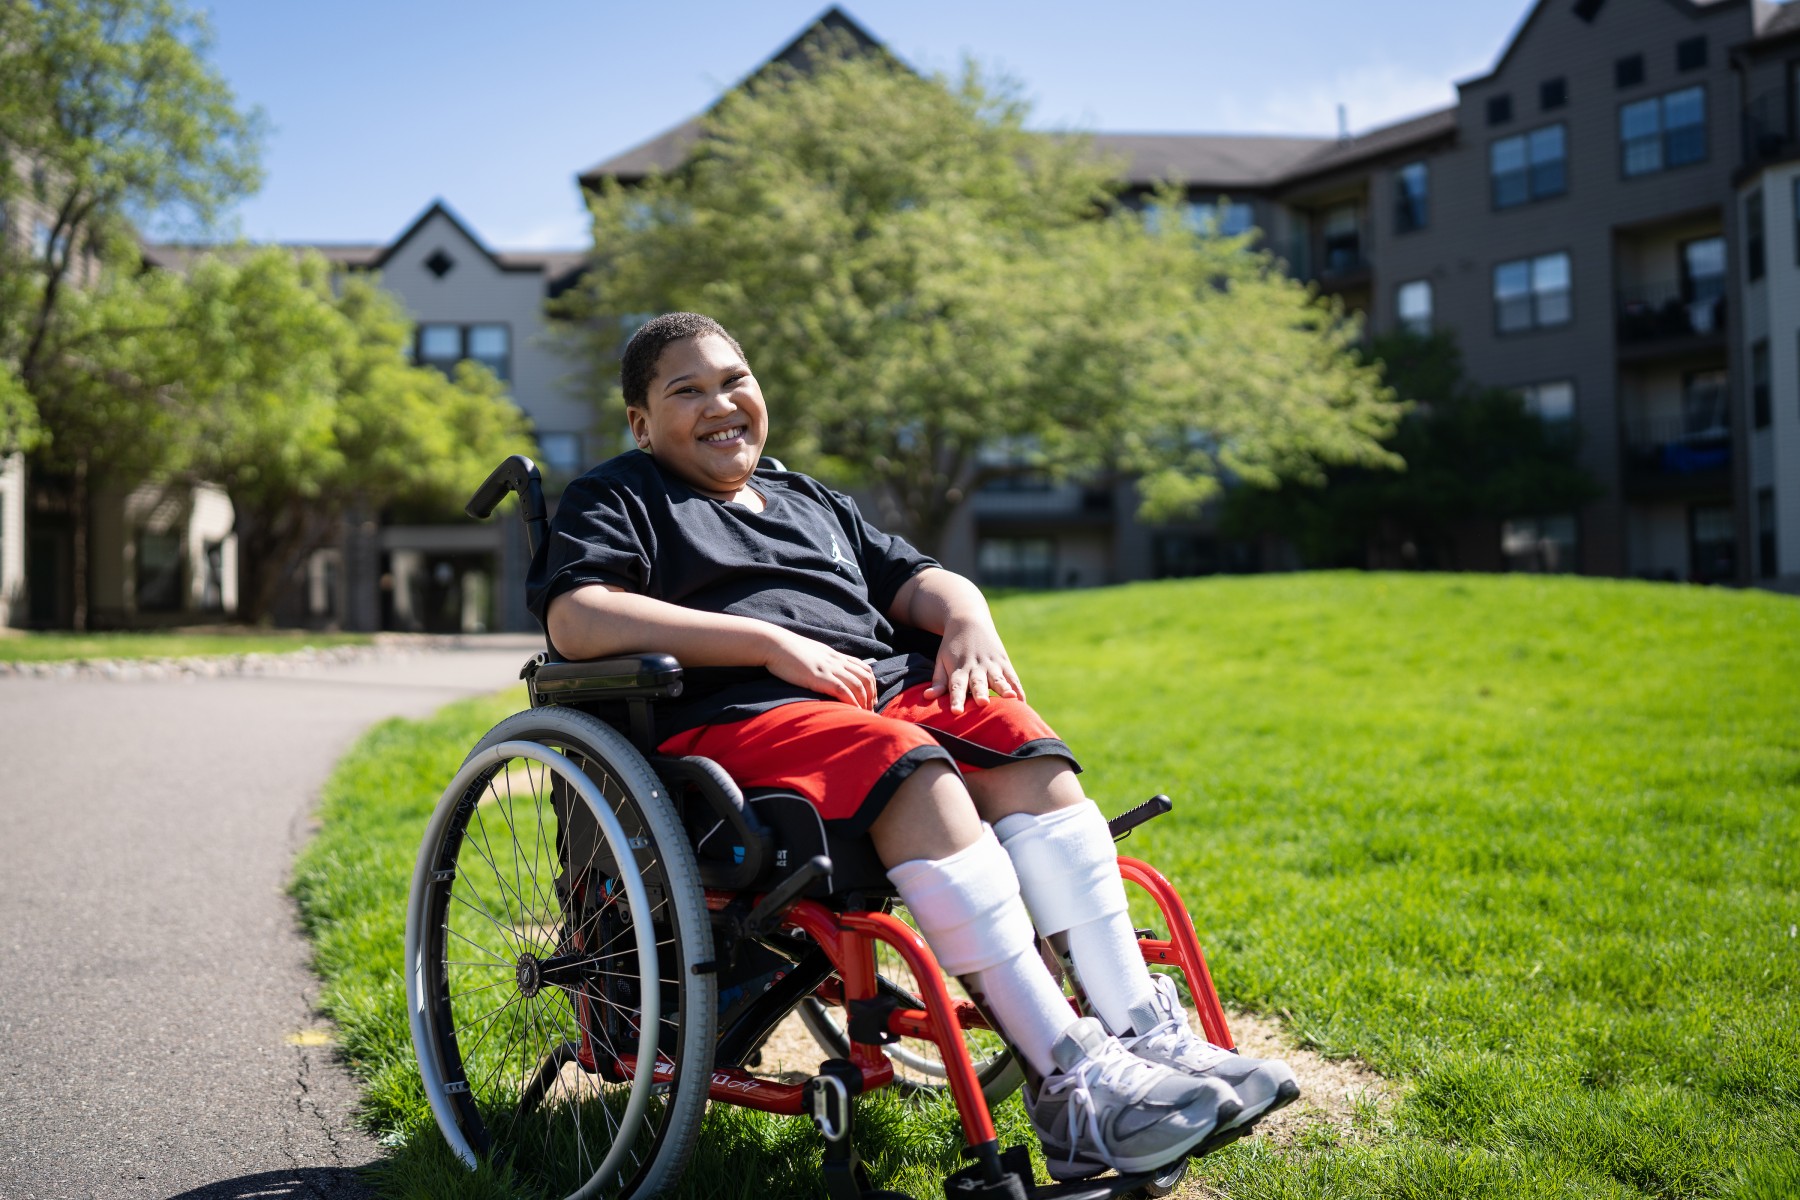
[630,333,769,505]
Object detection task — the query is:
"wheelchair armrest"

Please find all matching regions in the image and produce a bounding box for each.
[525,653,684,703]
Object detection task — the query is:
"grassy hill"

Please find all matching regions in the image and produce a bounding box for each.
[295,572,1800,1199]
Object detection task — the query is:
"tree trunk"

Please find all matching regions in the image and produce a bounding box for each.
[70,453,89,632]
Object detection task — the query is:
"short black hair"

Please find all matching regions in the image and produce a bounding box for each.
[620,312,745,408]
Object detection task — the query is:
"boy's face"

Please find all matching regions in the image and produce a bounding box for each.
[628,333,769,501]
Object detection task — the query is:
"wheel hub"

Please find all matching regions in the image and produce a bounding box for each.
[515,953,543,998]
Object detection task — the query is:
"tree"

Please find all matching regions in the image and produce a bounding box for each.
[0,0,262,626]
[1222,330,1601,569]
[174,251,536,623]
[555,41,1401,554]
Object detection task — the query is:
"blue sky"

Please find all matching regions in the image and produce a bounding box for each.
[195,0,1538,250]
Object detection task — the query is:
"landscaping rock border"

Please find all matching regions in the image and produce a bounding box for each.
[0,633,468,682]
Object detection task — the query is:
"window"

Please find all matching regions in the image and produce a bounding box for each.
[1616,54,1645,90]
[1541,77,1567,111]
[1394,162,1428,233]
[1621,86,1706,175]
[418,323,462,373]
[1575,0,1606,22]
[1488,94,1513,126]
[1683,368,1730,436]
[1397,280,1433,335]
[1754,339,1771,429]
[136,530,182,612]
[1691,504,1736,583]
[417,322,511,382]
[1676,36,1707,73]
[201,541,225,612]
[1495,252,1571,333]
[1183,200,1255,237]
[977,537,1055,589]
[1491,123,1566,208]
[1758,488,1778,579]
[1502,515,1577,573]
[1747,190,1766,282]
[1321,203,1363,275]
[1517,380,1576,427]
[467,324,510,381]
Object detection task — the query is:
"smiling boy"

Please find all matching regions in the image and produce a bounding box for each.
[527,312,1295,1180]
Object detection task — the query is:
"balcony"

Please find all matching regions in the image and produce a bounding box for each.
[1616,280,1726,357]
[1285,226,1371,290]
[1622,416,1732,497]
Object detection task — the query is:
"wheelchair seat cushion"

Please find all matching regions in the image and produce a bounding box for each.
[656,683,1079,834]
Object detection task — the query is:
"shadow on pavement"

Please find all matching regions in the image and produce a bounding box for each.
[164,1167,372,1199]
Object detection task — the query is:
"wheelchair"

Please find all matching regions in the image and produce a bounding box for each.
[404,456,1245,1200]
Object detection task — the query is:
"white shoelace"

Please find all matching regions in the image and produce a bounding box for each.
[1129,980,1231,1071]
[1044,1041,1162,1168]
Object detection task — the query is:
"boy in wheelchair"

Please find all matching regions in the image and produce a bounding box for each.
[528,312,1296,1181]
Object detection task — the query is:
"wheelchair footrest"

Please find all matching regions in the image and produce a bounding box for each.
[944,1145,1031,1199]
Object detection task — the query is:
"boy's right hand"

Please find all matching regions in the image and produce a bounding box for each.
[763,629,877,709]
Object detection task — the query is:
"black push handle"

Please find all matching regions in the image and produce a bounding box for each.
[466,454,549,557]
[1108,793,1173,842]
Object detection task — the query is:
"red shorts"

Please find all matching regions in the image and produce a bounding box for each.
[656,683,1077,832]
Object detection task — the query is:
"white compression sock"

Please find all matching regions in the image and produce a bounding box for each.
[994,801,1156,1035]
[886,826,1076,1077]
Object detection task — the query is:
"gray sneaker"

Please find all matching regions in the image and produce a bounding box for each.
[1025,1016,1239,1181]
[1124,974,1300,1131]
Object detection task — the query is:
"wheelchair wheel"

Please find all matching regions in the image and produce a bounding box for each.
[797,903,1023,1106]
[406,707,716,1200]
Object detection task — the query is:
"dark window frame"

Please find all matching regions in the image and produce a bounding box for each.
[134,528,184,614]
[1616,53,1646,90]
[414,320,515,383]
[1488,94,1514,126]
[1676,36,1707,73]
[1688,503,1737,584]
[1620,83,1708,179]
[1493,249,1574,336]
[1490,121,1569,210]
[1541,77,1568,111]
[1396,278,1433,335]
[1514,378,1578,428]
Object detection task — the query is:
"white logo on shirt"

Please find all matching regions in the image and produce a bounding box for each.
[830,534,859,574]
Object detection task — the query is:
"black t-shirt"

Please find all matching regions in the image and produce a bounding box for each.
[525,450,941,735]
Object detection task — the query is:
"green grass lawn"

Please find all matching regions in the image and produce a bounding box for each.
[0,628,373,663]
[292,572,1800,1199]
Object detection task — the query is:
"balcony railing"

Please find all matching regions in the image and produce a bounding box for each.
[1623,416,1731,476]
[1616,280,1726,344]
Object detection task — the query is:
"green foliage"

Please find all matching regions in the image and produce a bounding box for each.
[1224,331,1600,568]
[0,0,263,377]
[0,359,37,453]
[556,39,1400,551]
[170,249,537,619]
[295,573,1800,1200]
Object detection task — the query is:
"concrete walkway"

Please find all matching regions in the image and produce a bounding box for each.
[0,636,542,1199]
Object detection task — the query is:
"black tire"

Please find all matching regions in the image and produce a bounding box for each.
[406,706,716,1200]
[796,902,1023,1106]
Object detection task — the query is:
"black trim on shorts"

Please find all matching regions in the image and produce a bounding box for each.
[828,743,958,837]
[924,729,1082,774]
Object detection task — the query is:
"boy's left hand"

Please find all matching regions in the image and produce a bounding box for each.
[926,616,1026,714]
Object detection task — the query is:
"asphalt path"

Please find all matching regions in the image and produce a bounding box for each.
[0,636,543,1200]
